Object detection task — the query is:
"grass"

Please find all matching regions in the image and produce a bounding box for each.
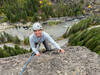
[48,20,62,26]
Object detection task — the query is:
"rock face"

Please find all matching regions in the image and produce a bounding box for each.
[0,45,100,75]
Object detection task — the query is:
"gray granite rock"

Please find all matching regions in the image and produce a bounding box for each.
[0,45,100,75]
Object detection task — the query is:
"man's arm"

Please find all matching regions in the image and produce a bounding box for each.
[44,33,65,53]
[44,32,62,50]
[29,36,39,55]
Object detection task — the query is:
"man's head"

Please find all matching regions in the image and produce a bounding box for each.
[32,22,43,37]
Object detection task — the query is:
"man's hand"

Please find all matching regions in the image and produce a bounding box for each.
[58,49,65,53]
[36,52,40,56]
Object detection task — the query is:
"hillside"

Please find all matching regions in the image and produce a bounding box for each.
[63,15,100,55]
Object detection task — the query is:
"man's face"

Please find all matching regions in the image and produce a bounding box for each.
[34,30,42,37]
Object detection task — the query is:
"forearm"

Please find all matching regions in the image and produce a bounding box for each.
[45,33,62,50]
[32,47,39,54]
[49,38,62,50]
[29,36,39,54]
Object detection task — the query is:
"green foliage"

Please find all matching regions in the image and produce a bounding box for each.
[1,0,84,22]
[46,0,83,17]
[40,12,47,20]
[3,32,14,42]
[0,33,5,43]
[48,21,62,26]
[13,36,21,44]
[2,0,39,22]
[0,17,8,23]
[3,45,16,56]
[94,45,100,53]
[24,0,39,16]
[68,16,100,36]
[0,45,30,58]
[41,5,53,18]
[65,1,83,16]
[0,32,21,44]
[24,37,29,45]
[0,47,10,57]
[3,0,22,22]
[63,33,67,38]
[14,45,29,54]
[69,27,100,55]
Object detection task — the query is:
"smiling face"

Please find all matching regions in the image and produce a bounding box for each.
[34,29,42,37]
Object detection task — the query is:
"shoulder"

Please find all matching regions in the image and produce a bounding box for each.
[42,31,49,35]
[42,31,51,38]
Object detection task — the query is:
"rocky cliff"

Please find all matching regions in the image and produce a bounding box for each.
[0,44,100,75]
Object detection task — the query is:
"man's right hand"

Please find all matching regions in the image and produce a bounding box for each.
[36,52,40,56]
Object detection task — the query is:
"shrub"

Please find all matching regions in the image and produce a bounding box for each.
[3,32,14,42]
[40,12,47,20]
[65,1,83,16]
[24,37,29,45]
[69,27,100,55]
[14,45,24,54]
[13,36,21,44]
[0,45,30,58]
[68,16,100,36]
[0,47,10,57]
[2,0,84,22]
[0,33,5,43]
[3,0,39,22]
[0,32,21,44]
[68,16,94,36]
[94,45,100,53]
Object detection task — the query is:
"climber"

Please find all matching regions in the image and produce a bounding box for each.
[29,22,65,56]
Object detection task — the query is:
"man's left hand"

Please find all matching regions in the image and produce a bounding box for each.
[58,49,65,53]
